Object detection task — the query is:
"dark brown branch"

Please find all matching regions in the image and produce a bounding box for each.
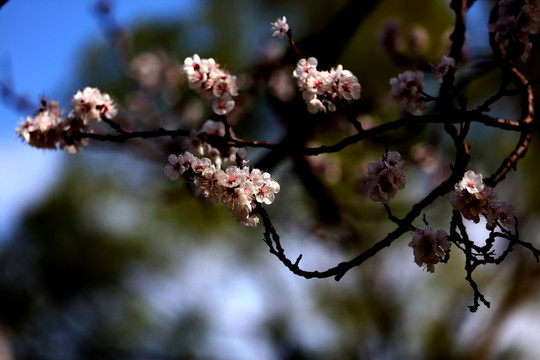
[77,128,191,142]
[258,153,467,282]
[299,112,519,156]
[286,29,303,60]
[452,212,490,311]
[487,69,534,186]
[101,115,131,134]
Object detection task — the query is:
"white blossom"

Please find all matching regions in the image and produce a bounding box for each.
[181,54,238,115]
[457,170,485,195]
[409,226,451,273]
[200,119,226,137]
[189,119,244,169]
[293,57,361,114]
[16,100,63,150]
[17,89,116,155]
[433,55,456,82]
[271,16,289,39]
[450,170,516,230]
[365,151,406,204]
[71,87,117,123]
[163,151,280,228]
[217,166,246,188]
[212,95,235,115]
[164,153,191,181]
[389,70,426,113]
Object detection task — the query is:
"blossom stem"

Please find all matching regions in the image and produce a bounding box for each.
[286,29,303,59]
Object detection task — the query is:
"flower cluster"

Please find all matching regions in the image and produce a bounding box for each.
[270,16,289,39]
[365,151,406,204]
[15,87,117,154]
[71,87,117,123]
[433,55,456,82]
[449,170,516,230]
[489,0,540,62]
[164,152,280,227]
[408,226,451,273]
[389,70,426,113]
[189,119,246,169]
[181,54,238,115]
[292,57,361,114]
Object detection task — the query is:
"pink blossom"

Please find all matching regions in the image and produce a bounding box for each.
[365,151,406,204]
[489,0,540,62]
[389,70,426,113]
[181,54,238,115]
[293,57,361,113]
[450,170,516,231]
[270,16,289,39]
[71,87,117,123]
[163,151,280,228]
[433,56,456,82]
[409,226,451,273]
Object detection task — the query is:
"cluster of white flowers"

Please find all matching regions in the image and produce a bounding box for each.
[489,0,540,62]
[433,55,456,82]
[188,119,246,169]
[71,87,117,123]
[408,226,451,273]
[15,87,117,154]
[365,151,406,204]
[270,16,289,39]
[450,170,516,230]
[15,100,64,151]
[181,54,238,115]
[292,57,361,114]
[164,151,280,227]
[389,70,426,113]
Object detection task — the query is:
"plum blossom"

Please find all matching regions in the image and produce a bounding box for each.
[271,16,289,39]
[245,168,281,205]
[293,57,361,113]
[365,151,406,204]
[433,55,456,82]
[409,226,451,273]
[458,170,484,194]
[389,70,427,113]
[189,119,245,170]
[16,87,117,154]
[200,119,226,137]
[212,95,235,115]
[16,100,63,150]
[217,166,246,188]
[181,54,238,115]
[163,151,280,227]
[450,170,516,230]
[71,87,117,123]
[489,0,540,62]
[163,153,193,181]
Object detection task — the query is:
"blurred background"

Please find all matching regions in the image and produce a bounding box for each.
[1,0,540,359]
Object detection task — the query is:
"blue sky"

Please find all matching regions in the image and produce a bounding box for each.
[0,0,198,238]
